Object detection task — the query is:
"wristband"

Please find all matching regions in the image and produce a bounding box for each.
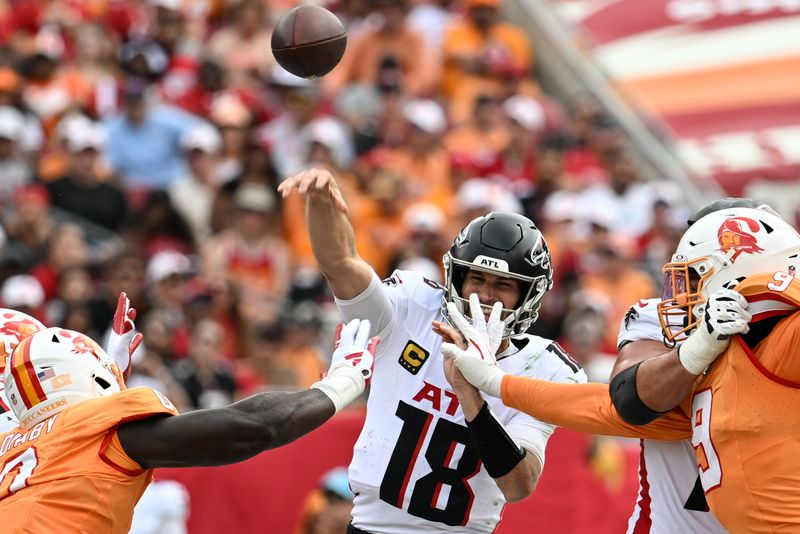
[311,365,364,413]
[678,332,718,375]
[466,402,526,478]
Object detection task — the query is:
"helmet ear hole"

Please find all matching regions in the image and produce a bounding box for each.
[94,376,111,390]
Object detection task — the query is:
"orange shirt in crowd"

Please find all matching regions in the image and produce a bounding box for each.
[382,147,454,209]
[501,272,800,533]
[0,388,178,533]
[441,18,532,99]
[324,26,438,97]
[275,344,326,388]
[580,265,656,350]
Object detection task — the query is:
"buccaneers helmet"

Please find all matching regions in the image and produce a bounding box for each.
[5,328,124,429]
[443,211,553,337]
[686,197,776,226]
[0,309,45,372]
[659,207,800,342]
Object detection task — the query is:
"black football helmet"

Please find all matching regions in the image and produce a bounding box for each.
[442,211,553,338]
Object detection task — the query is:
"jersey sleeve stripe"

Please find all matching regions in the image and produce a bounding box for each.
[548,342,581,373]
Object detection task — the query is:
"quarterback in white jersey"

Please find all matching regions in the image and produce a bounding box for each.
[339,269,585,533]
[617,299,726,534]
[278,169,586,534]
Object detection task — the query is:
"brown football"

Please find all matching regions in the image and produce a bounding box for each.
[271,5,347,79]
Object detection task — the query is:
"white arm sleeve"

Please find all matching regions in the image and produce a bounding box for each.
[335,270,396,340]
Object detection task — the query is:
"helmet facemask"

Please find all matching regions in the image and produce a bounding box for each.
[657,255,715,344]
[443,253,551,338]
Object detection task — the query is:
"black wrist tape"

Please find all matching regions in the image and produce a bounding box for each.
[466,401,527,478]
[609,362,668,425]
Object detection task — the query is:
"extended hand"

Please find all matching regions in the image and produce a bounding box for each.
[438,294,506,397]
[277,168,349,214]
[106,292,143,381]
[312,319,380,412]
[679,289,751,374]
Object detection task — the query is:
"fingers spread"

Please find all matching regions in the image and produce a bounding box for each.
[354,319,371,348]
[341,318,360,343]
[468,293,485,330]
[488,301,502,332]
[446,302,471,332]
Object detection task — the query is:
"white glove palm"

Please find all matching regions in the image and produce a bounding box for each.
[680,289,752,374]
[440,294,506,397]
[312,319,379,412]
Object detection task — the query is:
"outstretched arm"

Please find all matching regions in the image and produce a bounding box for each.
[277,168,372,300]
[437,299,691,440]
[501,376,691,441]
[119,319,379,469]
[118,389,335,467]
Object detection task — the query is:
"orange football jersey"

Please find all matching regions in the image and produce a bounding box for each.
[503,271,800,533]
[0,387,178,533]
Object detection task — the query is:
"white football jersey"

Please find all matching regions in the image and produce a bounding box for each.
[337,270,586,534]
[617,298,727,534]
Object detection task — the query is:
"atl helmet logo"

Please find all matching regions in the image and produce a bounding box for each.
[717,216,764,263]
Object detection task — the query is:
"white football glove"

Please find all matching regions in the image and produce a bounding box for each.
[440,294,506,397]
[312,319,379,413]
[679,289,752,375]
[106,292,143,381]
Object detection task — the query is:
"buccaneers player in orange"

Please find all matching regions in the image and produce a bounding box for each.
[0,319,378,533]
[441,207,800,533]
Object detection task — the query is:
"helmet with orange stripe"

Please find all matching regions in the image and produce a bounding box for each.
[5,328,124,429]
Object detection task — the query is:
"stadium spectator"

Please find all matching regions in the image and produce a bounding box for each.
[0,273,46,322]
[0,106,32,203]
[578,148,659,238]
[296,467,355,534]
[379,99,452,207]
[30,223,89,301]
[207,0,275,88]
[169,123,222,243]
[173,318,237,409]
[104,77,201,190]
[325,0,437,97]
[45,120,128,231]
[203,182,290,326]
[442,0,532,121]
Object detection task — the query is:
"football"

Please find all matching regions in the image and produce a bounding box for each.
[271,5,347,79]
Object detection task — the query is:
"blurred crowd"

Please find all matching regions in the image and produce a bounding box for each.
[0,0,688,418]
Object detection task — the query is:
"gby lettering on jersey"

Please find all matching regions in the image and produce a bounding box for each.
[0,415,58,455]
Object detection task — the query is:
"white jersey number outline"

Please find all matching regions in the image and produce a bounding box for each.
[691,389,722,492]
[0,446,38,496]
